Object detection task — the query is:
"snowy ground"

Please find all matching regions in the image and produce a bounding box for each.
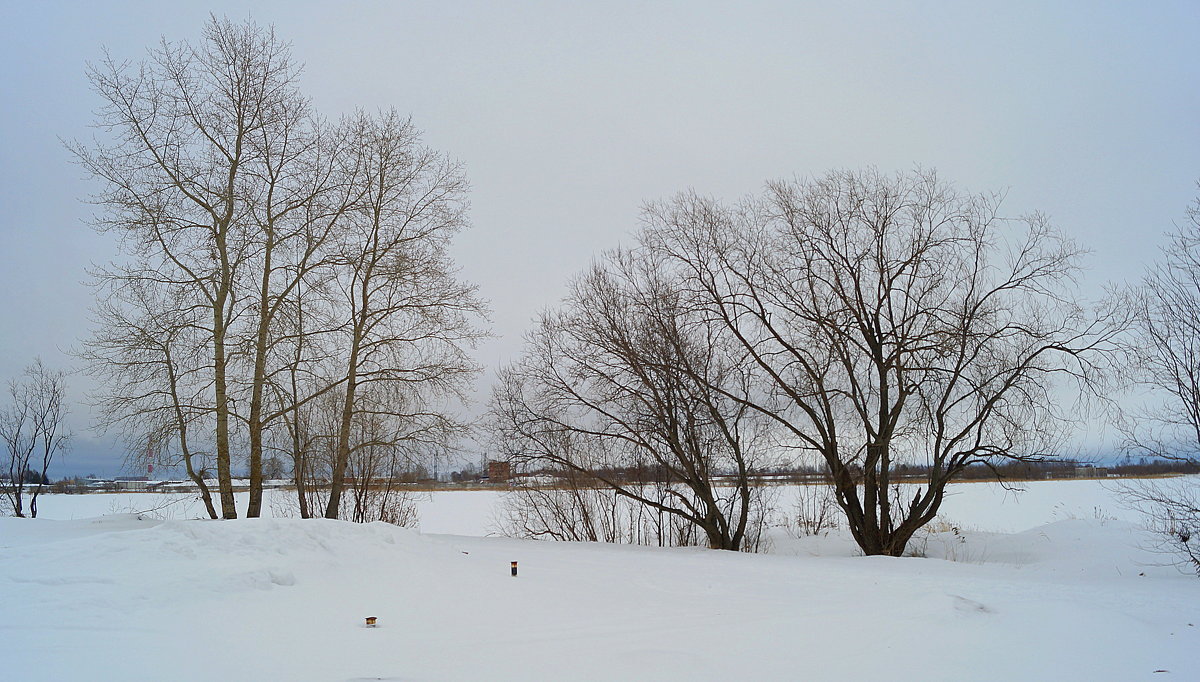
[3,479,1198,680]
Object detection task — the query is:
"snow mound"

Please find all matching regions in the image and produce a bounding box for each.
[2,513,1197,681]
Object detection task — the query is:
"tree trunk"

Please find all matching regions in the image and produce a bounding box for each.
[324,359,358,519]
[214,293,237,520]
[293,453,310,519]
[246,249,273,518]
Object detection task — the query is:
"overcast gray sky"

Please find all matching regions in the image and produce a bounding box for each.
[1,1,1197,476]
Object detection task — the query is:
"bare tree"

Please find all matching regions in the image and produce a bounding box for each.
[1122,189,1200,460]
[1118,187,1200,575]
[84,281,219,518]
[644,168,1124,556]
[1,360,71,518]
[492,248,776,551]
[236,102,354,518]
[73,17,311,518]
[322,110,486,519]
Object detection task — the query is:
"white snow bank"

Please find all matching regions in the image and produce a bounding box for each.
[2,504,1198,680]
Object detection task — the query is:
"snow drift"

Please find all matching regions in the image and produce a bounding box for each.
[2,485,1198,680]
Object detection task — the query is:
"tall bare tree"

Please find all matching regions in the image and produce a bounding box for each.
[322,110,486,519]
[73,17,310,517]
[644,168,1123,556]
[492,248,775,551]
[236,104,352,518]
[1,360,71,518]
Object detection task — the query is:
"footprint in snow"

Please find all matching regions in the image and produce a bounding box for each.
[950,594,993,614]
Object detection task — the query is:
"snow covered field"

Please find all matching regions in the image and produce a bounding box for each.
[3,479,1198,680]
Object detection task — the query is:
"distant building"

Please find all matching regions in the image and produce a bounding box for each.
[1073,466,1107,479]
[114,476,150,491]
[487,460,511,483]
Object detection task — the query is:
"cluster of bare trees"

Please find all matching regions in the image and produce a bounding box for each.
[494,169,1126,556]
[56,17,1200,569]
[75,18,485,520]
[0,360,70,518]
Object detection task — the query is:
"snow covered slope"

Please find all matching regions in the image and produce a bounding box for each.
[3,500,1198,680]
